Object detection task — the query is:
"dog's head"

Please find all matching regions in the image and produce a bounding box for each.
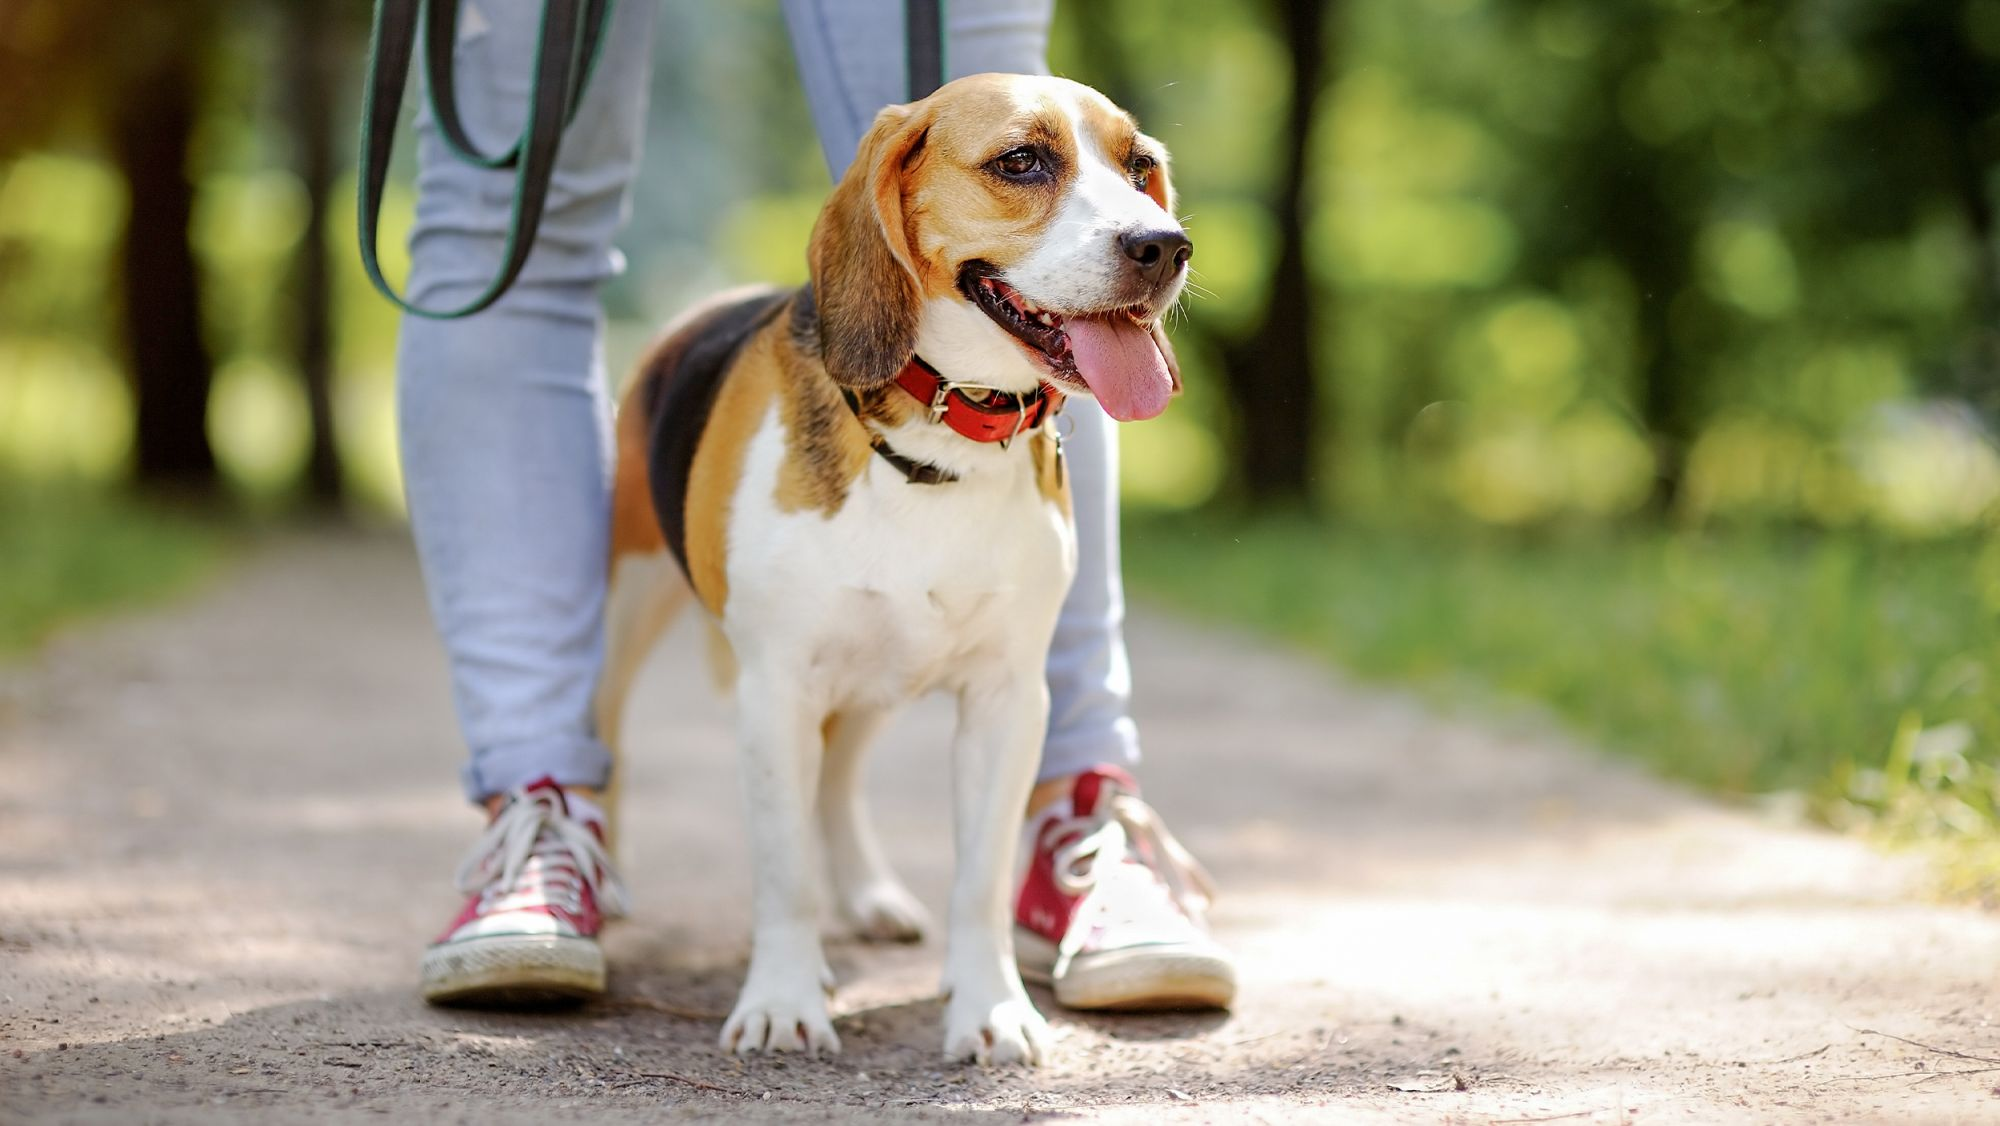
[806,73,1187,422]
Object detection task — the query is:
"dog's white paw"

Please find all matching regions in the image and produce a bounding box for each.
[838,879,931,944]
[721,968,840,1057]
[942,991,1048,1066]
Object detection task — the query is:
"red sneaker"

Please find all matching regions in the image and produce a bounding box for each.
[419,777,627,1006]
[1014,767,1236,1011]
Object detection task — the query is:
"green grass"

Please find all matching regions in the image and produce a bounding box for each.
[0,486,228,658]
[1125,516,2000,891]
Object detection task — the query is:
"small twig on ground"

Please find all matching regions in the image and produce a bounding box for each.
[1225,1030,1281,1047]
[1726,1044,1829,1066]
[602,997,728,1021]
[633,1070,739,1094]
[1846,1026,2000,1067]
[1487,1110,1601,1124]
[1825,1067,2000,1085]
[1912,1067,2000,1085]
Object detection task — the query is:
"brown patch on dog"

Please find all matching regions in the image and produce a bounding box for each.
[683,327,781,614]
[773,343,875,514]
[769,285,923,513]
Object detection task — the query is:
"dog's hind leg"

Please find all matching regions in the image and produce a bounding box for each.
[594,548,690,851]
[819,708,931,944]
[596,352,698,851]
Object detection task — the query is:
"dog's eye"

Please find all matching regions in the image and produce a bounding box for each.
[992,146,1044,180]
[1128,154,1155,192]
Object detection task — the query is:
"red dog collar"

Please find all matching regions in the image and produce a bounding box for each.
[894,356,1064,444]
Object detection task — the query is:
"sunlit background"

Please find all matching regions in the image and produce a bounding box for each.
[5,0,2000,892]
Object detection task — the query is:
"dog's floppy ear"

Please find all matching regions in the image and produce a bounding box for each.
[807,104,932,388]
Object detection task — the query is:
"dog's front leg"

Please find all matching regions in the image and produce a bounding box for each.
[721,666,840,1057]
[939,670,1051,1066]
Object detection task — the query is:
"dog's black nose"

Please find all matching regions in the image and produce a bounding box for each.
[1119,228,1193,286]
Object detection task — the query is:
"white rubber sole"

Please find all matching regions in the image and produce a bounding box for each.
[420,933,605,1007]
[1015,926,1237,1011]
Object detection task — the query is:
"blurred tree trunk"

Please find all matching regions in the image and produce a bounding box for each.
[1618,174,1698,511]
[1219,0,1333,510]
[1507,3,1699,513]
[1900,5,2000,416]
[284,0,345,509]
[112,26,217,494]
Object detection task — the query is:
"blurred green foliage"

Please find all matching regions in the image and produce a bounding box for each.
[0,487,224,657]
[1126,516,2000,895]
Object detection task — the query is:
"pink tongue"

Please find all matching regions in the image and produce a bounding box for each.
[1062,316,1172,422]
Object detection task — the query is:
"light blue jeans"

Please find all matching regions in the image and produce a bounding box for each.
[399,0,1139,803]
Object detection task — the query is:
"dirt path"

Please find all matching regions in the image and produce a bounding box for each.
[2,532,1996,1124]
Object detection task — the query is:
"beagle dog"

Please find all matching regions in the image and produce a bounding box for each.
[595,73,1189,1066]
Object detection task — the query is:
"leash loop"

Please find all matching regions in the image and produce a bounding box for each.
[356,0,614,319]
[423,0,612,168]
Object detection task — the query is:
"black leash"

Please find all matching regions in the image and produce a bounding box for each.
[357,0,613,319]
[357,0,945,319]
[905,0,946,100]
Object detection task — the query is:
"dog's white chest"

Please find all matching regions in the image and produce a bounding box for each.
[723,410,1075,702]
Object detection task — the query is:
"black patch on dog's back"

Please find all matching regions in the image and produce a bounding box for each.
[645,289,791,578]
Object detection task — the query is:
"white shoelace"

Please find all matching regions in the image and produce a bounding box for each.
[454,788,629,919]
[1043,789,1217,963]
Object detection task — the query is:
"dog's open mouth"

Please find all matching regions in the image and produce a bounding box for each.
[958,265,1174,422]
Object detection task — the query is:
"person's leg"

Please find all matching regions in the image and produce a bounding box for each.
[1034,402,1140,780]
[783,1,1230,1013]
[399,0,656,805]
[403,0,655,1005]
[780,0,1139,780]
[784,0,1055,179]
